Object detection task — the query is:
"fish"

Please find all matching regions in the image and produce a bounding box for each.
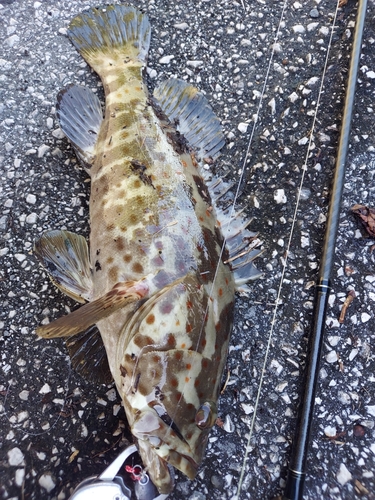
[34,4,261,494]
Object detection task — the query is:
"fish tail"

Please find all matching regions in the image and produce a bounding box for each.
[67,5,151,73]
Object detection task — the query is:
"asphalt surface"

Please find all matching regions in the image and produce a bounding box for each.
[1,1,375,499]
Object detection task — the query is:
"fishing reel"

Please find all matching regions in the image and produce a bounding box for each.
[68,444,170,500]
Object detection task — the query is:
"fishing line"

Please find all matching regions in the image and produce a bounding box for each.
[235,1,342,497]
[167,0,289,435]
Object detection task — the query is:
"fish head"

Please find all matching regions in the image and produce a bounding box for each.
[131,400,217,493]
[116,273,234,493]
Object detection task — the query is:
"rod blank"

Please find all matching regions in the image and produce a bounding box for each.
[283,1,368,499]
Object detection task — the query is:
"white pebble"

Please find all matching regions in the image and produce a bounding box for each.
[298,136,309,145]
[268,97,276,115]
[306,76,319,87]
[319,26,330,36]
[52,128,65,139]
[238,122,249,134]
[14,253,27,262]
[106,388,117,401]
[46,117,54,129]
[326,350,337,363]
[289,92,299,103]
[301,235,309,248]
[39,383,51,394]
[26,194,36,204]
[361,312,371,323]
[241,403,254,415]
[274,189,287,204]
[8,447,25,466]
[367,71,375,79]
[5,34,19,47]
[174,22,188,30]
[26,213,38,224]
[366,405,375,417]
[19,390,29,401]
[292,25,305,34]
[159,55,174,64]
[349,349,358,361]
[187,60,203,68]
[38,145,50,158]
[336,464,352,485]
[38,473,56,493]
[223,414,235,433]
[307,22,319,32]
[324,425,336,437]
[15,468,25,487]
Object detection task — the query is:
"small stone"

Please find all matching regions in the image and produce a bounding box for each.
[274,189,287,204]
[173,22,188,30]
[326,350,337,363]
[14,253,27,262]
[106,388,117,401]
[15,468,25,487]
[26,213,38,224]
[46,117,54,129]
[159,55,174,64]
[38,145,50,158]
[238,122,249,134]
[211,474,224,489]
[26,194,36,204]
[8,447,25,466]
[223,414,235,433]
[324,425,336,437]
[336,464,352,486]
[361,312,371,323]
[310,8,319,18]
[38,473,56,493]
[366,405,375,417]
[5,34,20,47]
[292,25,305,34]
[186,60,203,68]
[39,383,51,394]
[289,92,299,103]
[52,128,65,139]
[367,71,375,79]
[19,390,29,401]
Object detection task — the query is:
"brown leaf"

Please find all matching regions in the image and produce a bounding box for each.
[351,204,375,238]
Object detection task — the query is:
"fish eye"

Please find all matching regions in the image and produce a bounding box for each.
[195,401,217,430]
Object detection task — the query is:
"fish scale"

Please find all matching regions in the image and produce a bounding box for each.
[34,4,261,495]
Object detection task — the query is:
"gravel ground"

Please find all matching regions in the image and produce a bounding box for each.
[1,1,375,499]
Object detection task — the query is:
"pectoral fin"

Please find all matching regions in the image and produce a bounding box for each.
[34,230,93,303]
[36,279,149,338]
[56,84,103,170]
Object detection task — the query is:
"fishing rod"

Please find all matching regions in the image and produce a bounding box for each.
[283,1,368,499]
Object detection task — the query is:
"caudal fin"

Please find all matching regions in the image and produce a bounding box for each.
[67,5,151,70]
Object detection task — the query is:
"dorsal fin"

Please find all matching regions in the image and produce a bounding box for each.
[56,84,103,170]
[153,79,225,161]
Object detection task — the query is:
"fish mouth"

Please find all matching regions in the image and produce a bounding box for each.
[132,410,200,493]
[137,439,199,494]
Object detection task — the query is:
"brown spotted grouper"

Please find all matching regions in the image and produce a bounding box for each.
[34,4,261,494]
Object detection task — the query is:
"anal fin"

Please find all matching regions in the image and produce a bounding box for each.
[66,325,113,385]
[36,279,149,338]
